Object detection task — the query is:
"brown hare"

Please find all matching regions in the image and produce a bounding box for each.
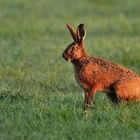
[62,23,140,110]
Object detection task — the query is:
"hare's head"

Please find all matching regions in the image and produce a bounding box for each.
[62,24,86,62]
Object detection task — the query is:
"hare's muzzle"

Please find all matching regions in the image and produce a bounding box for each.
[62,53,70,62]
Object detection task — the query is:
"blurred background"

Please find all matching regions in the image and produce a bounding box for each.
[0,0,140,139]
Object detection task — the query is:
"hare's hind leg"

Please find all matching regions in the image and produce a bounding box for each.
[113,79,140,101]
[106,88,120,104]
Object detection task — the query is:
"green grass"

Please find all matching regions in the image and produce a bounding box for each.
[0,0,140,139]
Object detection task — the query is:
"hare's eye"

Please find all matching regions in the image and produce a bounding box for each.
[68,47,73,52]
[74,46,79,50]
[73,47,77,51]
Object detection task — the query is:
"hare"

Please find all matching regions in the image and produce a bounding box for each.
[62,23,140,110]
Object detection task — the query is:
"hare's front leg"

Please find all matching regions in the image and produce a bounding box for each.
[84,85,100,110]
[84,90,94,110]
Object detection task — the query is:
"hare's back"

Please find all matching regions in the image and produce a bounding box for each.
[91,57,138,77]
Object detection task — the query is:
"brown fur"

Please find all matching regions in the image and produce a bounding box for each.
[62,23,140,110]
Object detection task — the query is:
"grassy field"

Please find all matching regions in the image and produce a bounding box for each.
[0,0,140,139]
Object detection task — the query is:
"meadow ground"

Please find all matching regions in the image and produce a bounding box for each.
[0,0,140,139]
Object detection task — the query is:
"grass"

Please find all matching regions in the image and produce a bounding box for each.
[0,0,140,139]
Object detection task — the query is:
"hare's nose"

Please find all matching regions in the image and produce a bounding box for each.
[62,53,65,58]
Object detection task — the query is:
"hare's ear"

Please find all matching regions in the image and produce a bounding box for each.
[67,24,77,42]
[77,24,86,43]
